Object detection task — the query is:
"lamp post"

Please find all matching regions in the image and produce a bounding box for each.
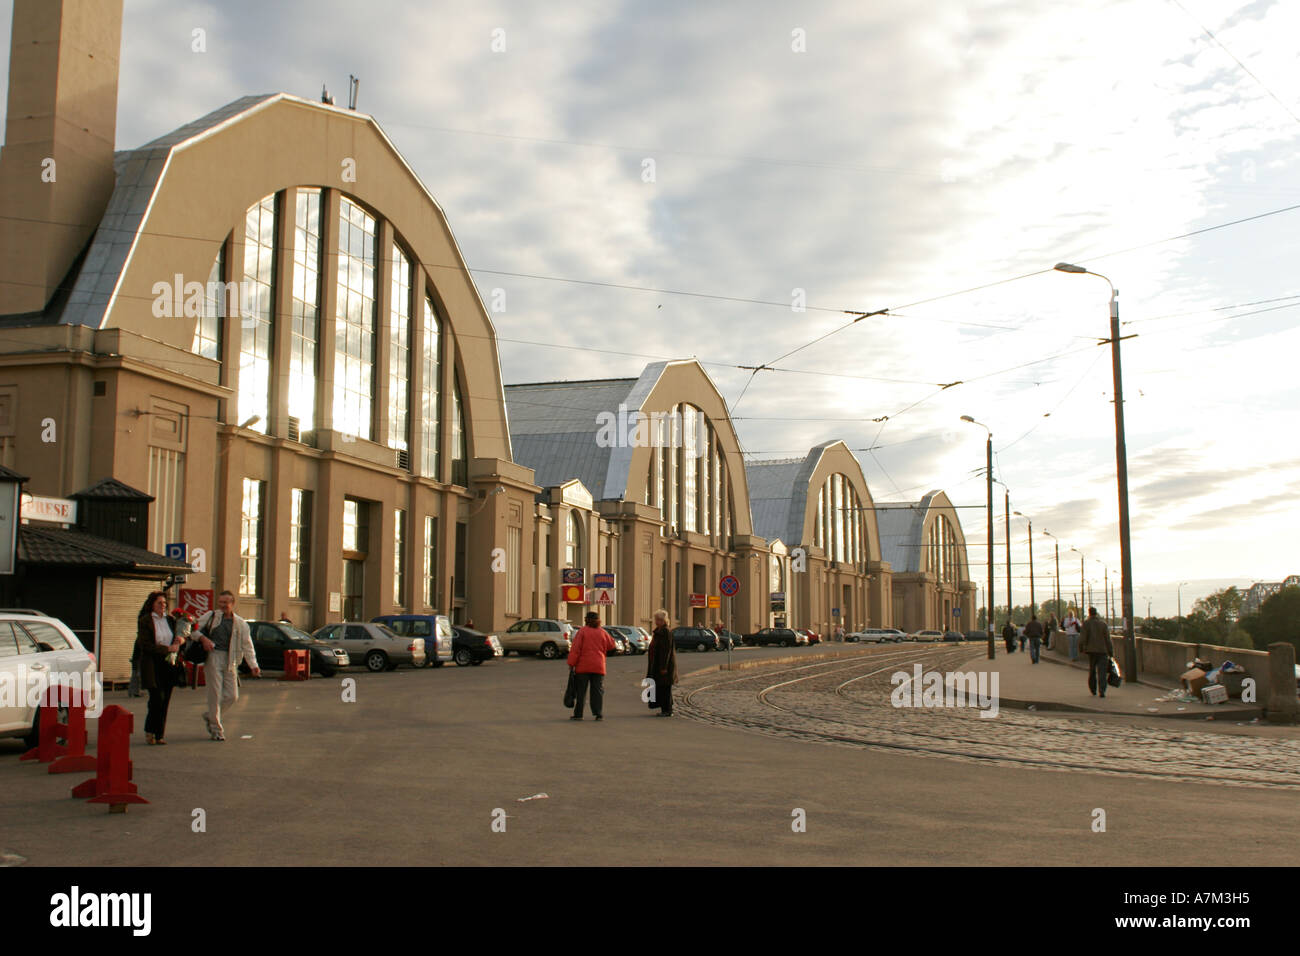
[1177,580,1190,638]
[1043,529,1061,619]
[1071,547,1085,616]
[1004,487,1011,624]
[1015,511,1034,615]
[961,416,995,659]
[1054,261,1137,685]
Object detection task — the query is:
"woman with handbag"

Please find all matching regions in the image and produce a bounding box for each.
[134,591,184,745]
[645,609,678,717]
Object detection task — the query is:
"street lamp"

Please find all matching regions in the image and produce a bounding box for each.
[961,415,995,660]
[1043,529,1062,619]
[1014,511,1034,615]
[1070,547,1085,617]
[1054,261,1137,686]
[993,478,1012,625]
[1177,580,1190,638]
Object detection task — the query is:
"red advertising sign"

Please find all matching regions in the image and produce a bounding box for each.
[561,584,586,604]
[177,588,214,619]
[689,593,707,608]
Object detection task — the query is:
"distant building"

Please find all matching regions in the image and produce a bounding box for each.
[1242,578,1296,616]
[876,493,977,633]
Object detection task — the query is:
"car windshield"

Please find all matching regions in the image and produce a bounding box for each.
[282,626,314,642]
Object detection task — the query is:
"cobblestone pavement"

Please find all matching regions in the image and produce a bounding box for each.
[678,645,1300,790]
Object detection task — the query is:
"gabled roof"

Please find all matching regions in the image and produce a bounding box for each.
[19,526,190,574]
[70,477,152,501]
[0,464,30,483]
[744,441,841,545]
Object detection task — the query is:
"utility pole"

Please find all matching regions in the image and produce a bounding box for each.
[1004,488,1011,624]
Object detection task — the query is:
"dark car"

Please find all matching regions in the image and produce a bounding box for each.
[244,621,350,676]
[671,626,719,652]
[965,629,990,642]
[714,628,742,650]
[942,630,965,642]
[749,627,801,647]
[449,625,503,666]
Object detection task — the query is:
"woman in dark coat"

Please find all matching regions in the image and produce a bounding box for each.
[645,609,678,717]
[133,591,183,745]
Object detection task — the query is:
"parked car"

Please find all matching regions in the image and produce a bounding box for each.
[606,631,627,655]
[749,627,801,647]
[372,614,455,666]
[499,619,573,659]
[449,625,503,666]
[850,628,896,644]
[797,629,820,645]
[909,630,944,643]
[942,630,965,642]
[312,622,425,672]
[671,626,719,652]
[713,628,743,650]
[607,625,649,654]
[0,611,97,748]
[246,621,349,676]
[965,629,990,641]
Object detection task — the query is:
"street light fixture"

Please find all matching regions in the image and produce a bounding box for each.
[1042,529,1062,619]
[1014,511,1035,615]
[1054,261,1137,686]
[961,415,995,660]
[1070,546,1085,617]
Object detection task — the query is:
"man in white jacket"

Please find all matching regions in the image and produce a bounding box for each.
[194,590,260,741]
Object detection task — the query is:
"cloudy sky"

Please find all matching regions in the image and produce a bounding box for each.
[4,0,1297,615]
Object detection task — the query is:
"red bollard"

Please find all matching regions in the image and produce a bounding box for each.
[21,684,92,767]
[183,661,206,687]
[280,648,310,681]
[71,705,148,813]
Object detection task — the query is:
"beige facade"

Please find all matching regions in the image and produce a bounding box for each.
[507,361,767,635]
[877,492,978,633]
[0,3,539,633]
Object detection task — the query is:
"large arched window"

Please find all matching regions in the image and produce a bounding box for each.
[565,510,583,569]
[815,473,868,570]
[652,405,731,548]
[239,193,276,434]
[334,196,377,440]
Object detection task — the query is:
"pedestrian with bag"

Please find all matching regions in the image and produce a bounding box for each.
[1079,606,1114,697]
[566,611,616,721]
[1001,620,1016,654]
[133,591,185,745]
[193,590,260,741]
[1023,613,1044,664]
[646,609,678,717]
[1044,614,1058,650]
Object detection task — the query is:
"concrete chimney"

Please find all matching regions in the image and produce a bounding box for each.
[0,0,123,316]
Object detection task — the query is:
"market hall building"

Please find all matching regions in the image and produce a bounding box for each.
[504,360,769,635]
[0,0,539,634]
[745,441,893,635]
[875,492,978,633]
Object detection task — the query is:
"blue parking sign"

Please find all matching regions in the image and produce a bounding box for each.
[165,542,187,562]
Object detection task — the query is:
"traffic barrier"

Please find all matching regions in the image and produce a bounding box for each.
[20,685,92,770]
[281,648,310,681]
[183,660,206,687]
[71,705,148,813]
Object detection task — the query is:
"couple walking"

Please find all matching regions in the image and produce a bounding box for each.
[567,609,678,720]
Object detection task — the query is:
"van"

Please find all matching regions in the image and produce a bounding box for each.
[371,614,455,666]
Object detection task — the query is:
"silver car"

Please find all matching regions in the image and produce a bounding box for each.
[312,622,425,672]
[608,625,649,654]
[499,619,573,659]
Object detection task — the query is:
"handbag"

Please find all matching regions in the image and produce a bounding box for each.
[563,668,576,709]
[184,638,208,665]
[1107,658,1122,688]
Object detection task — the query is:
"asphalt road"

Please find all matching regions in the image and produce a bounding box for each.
[2,642,1297,866]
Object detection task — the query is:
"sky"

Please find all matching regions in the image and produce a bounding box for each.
[3,0,1297,616]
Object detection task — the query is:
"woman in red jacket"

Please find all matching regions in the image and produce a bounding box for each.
[567,611,616,720]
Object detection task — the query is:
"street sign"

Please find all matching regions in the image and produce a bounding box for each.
[592,588,615,606]
[561,584,585,603]
[562,568,585,586]
[689,593,707,608]
[832,607,840,616]
[592,572,615,590]
[707,595,720,609]
[719,574,740,597]
[953,607,961,617]
[165,542,187,562]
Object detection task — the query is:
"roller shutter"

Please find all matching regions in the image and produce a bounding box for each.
[99,578,164,682]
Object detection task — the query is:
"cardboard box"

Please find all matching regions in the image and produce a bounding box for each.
[1201,684,1228,705]
[1181,668,1208,696]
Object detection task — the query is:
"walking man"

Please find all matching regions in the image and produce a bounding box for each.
[1001,619,1016,654]
[194,590,259,741]
[1079,606,1114,697]
[1063,610,1082,661]
[1023,613,1044,664]
[567,611,616,720]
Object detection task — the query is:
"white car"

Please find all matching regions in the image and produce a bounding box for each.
[909,630,945,643]
[0,610,98,748]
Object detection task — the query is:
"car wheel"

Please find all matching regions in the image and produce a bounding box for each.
[539,642,559,660]
[365,650,388,672]
[454,648,474,667]
[695,642,707,652]
[781,639,791,647]
[471,659,483,666]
